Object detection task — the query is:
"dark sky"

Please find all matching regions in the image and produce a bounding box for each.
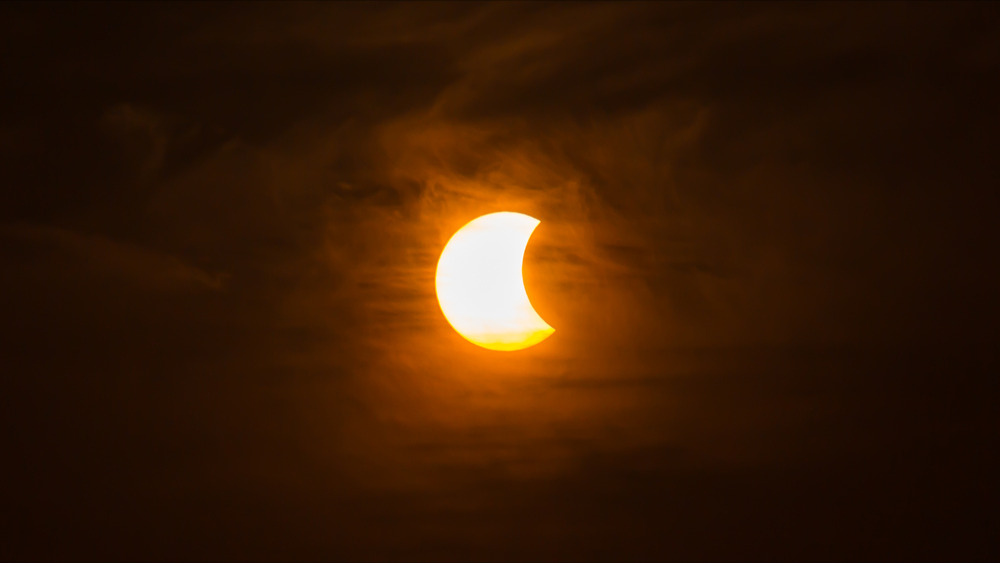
[1,2,998,560]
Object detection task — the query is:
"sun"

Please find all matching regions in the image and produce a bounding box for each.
[435,212,554,351]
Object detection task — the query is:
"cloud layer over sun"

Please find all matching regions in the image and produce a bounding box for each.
[1,3,997,560]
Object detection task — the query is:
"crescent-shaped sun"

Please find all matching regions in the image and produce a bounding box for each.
[435,212,555,351]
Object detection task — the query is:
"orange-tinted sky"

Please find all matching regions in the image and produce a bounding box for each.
[1,2,997,560]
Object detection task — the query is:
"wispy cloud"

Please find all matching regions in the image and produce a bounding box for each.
[2,221,226,291]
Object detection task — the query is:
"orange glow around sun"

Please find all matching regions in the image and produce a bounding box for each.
[435,212,554,351]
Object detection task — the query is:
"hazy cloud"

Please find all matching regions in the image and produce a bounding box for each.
[1,2,996,560]
[2,221,226,291]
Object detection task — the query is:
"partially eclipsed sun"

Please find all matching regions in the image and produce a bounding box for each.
[435,212,554,351]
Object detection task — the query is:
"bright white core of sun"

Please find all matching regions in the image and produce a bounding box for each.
[435,212,554,351]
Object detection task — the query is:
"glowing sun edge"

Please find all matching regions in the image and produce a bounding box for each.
[435,212,555,351]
